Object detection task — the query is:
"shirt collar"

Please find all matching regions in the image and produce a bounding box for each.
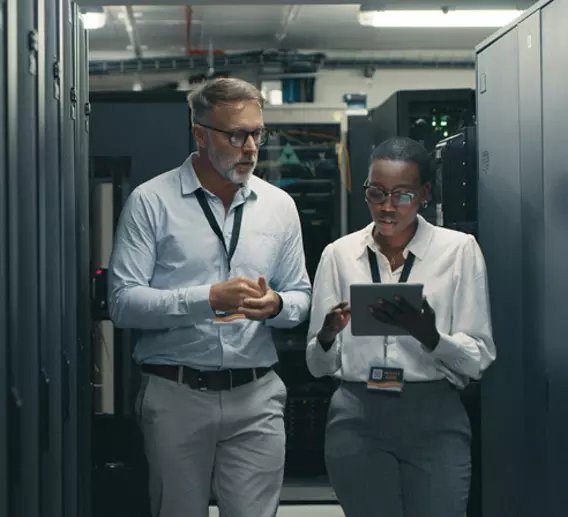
[359,214,434,261]
[179,152,257,200]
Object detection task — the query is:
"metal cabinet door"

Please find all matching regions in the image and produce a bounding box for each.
[6,0,41,516]
[518,10,548,517]
[74,10,92,517]
[59,1,78,516]
[542,1,568,514]
[38,0,64,515]
[0,1,8,516]
[476,26,525,517]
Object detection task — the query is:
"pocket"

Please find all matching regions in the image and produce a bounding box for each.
[272,371,288,407]
[135,373,152,424]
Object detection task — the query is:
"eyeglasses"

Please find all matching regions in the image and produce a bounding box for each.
[363,184,418,206]
[197,122,268,148]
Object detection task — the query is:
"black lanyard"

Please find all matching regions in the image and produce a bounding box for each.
[367,247,415,284]
[195,189,244,273]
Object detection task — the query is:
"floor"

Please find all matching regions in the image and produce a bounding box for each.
[209,506,345,516]
[207,478,345,516]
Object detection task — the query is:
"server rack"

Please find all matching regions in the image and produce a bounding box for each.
[476,1,567,516]
[2,2,89,517]
[370,89,476,150]
[37,0,64,516]
[347,89,476,233]
[89,93,192,517]
[75,12,92,517]
[0,3,8,517]
[256,123,341,501]
[433,127,478,235]
[60,0,79,514]
[6,2,41,517]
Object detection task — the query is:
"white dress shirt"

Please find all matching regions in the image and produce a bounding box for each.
[306,215,496,389]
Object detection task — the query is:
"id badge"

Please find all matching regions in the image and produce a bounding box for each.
[367,366,404,393]
[211,311,247,324]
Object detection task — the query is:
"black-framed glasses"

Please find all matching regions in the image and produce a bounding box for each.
[197,122,268,148]
[363,183,418,206]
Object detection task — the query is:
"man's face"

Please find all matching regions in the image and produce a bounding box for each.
[195,100,263,185]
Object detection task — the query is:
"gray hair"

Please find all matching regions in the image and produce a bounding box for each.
[187,77,264,124]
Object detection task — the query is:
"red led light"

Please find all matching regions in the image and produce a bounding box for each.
[95,269,103,276]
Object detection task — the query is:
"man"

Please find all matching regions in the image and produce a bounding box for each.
[108,77,311,517]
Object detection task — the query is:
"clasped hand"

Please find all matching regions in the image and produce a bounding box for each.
[209,276,281,321]
[369,296,440,350]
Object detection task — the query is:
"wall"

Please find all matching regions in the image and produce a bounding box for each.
[313,68,476,108]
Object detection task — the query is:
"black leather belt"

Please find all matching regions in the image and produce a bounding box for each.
[141,364,272,391]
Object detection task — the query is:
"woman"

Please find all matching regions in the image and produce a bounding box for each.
[306,137,496,517]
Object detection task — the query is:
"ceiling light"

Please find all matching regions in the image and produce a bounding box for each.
[80,7,106,30]
[358,9,524,28]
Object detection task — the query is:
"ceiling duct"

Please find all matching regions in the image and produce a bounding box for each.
[89,49,473,78]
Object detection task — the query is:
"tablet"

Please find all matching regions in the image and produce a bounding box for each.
[350,283,424,337]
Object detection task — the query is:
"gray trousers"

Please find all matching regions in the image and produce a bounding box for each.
[135,368,288,517]
[325,380,471,517]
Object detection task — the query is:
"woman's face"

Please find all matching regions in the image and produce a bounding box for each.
[366,159,430,238]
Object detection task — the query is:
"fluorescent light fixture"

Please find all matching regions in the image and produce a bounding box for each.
[358,9,524,28]
[80,7,106,30]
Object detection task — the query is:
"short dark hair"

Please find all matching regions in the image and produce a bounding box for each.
[369,137,432,184]
[187,77,264,124]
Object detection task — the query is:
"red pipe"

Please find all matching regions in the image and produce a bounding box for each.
[185,5,225,56]
[185,5,193,54]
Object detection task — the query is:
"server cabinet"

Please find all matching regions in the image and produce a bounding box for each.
[89,93,191,517]
[38,0,64,516]
[476,1,568,515]
[89,92,192,190]
[433,127,478,234]
[517,12,548,517]
[369,88,476,151]
[541,0,568,512]
[346,89,476,233]
[477,27,524,517]
[0,2,8,517]
[346,115,375,233]
[75,12,92,517]
[59,0,78,516]
[6,1,41,517]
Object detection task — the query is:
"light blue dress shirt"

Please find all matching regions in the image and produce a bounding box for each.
[108,154,312,370]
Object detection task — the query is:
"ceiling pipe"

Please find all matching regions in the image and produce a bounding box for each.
[89,52,474,77]
[123,6,143,60]
[275,5,301,43]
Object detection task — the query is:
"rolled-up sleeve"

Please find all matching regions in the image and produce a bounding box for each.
[265,197,312,329]
[306,245,343,378]
[108,188,215,329]
[428,235,496,380]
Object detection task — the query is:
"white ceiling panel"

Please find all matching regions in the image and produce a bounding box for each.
[88,3,523,61]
